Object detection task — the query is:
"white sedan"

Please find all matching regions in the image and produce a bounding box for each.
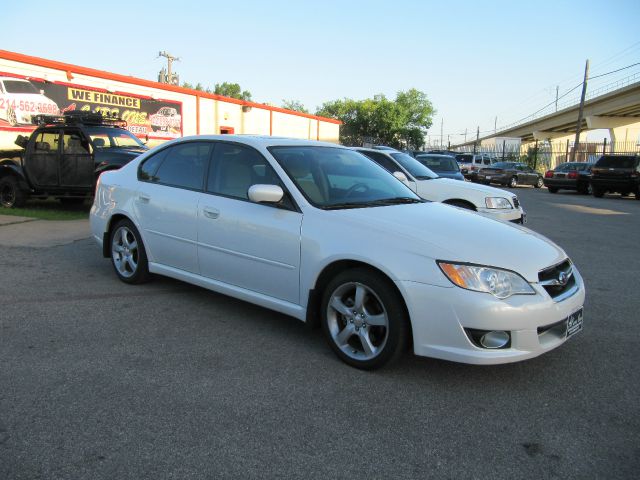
[356,148,525,223]
[90,136,585,369]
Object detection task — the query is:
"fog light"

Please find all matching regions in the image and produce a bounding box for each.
[479,331,510,349]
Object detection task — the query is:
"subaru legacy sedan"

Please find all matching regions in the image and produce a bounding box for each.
[90,136,585,370]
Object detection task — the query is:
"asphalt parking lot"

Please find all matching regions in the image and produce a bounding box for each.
[1,187,639,480]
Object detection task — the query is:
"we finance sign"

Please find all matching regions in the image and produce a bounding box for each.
[0,72,182,139]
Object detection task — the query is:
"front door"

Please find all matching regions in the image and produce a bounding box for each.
[197,142,302,304]
[60,130,94,188]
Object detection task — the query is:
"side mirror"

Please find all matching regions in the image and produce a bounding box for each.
[393,171,409,183]
[248,184,284,204]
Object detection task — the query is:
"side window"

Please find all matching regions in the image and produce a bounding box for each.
[138,148,170,182]
[33,130,58,153]
[63,131,90,154]
[483,158,491,165]
[362,151,398,173]
[152,142,212,190]
[208,143,281,200]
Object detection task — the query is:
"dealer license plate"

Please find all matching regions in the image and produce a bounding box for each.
[566,307,583,338]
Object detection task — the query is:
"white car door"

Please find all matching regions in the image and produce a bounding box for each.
[134,141,213,274]
[197,142,302,304]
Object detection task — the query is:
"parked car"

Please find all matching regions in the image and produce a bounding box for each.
[477,162,544,188]
[414,153,465,181]
[91,136,584,370]
[0,112,148,208]
[0,76,60,126]
[355,147,524,222]
[590,154,640,199]
[455,153,496,181]
[149,106,181,132]
[543,162,593,194]
[371,145,399,152]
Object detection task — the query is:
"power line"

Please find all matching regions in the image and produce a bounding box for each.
[590,62,640,80]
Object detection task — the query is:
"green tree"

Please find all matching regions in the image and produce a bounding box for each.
[214,82,252,101]
[281,99,309,113]
[316,89,435,149]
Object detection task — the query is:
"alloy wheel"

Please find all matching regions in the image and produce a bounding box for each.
[111,226,140,278]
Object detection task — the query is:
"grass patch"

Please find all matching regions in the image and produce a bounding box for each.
[0,199,90,221]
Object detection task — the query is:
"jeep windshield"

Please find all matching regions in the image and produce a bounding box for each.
[86,127,147,150]
[270,146,422,209]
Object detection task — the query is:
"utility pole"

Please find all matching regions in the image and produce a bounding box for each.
[494,116,497,134]
[473,126,479,154]
[440,118,443,148]
[158,51,180,85]
[555,85,559,112]
[571,59,589,162]
[464,128,467,143]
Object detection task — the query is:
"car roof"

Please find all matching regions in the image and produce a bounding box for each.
[176,135,346,149]
[415,153,455,158]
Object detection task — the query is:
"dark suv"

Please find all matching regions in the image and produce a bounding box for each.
[0,112,148,208]
[590,154,640,199]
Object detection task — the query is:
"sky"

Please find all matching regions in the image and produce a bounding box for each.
[3,0,639,144]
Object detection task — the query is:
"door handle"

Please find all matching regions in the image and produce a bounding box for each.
[138,194,150,203]
[203,207,220,219]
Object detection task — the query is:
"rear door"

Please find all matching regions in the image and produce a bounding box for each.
[25,129,60,187]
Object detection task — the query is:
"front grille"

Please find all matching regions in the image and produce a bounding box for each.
[538,259,576,301]
[512,196,520,209]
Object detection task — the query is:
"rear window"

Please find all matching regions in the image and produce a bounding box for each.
[595,156,638,168]
[415,155,459,172]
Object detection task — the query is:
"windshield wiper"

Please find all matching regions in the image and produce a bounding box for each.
[369,197,424,206]
[322,202,375,210]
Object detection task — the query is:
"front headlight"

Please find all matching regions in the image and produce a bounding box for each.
[438,261,535,299]
[485,197,512,209]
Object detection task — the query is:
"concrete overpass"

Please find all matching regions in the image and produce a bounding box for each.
[454,79,640,150]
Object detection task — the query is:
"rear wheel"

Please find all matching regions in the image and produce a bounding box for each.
[509,176,518,188]
[321,268,410,370]
[534,177,543,188]
[0,176,27,208]
[109,219,151,284]
[548,187,558,193]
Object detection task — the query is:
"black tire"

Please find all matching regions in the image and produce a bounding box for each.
[592,187,604,198]
[320,268,410,370]
[0,176,28,208]
[534,177,543,188]
[444,199,476,210]
[509,176,518,188]
[548,187,558,193]
[109,219,151,284]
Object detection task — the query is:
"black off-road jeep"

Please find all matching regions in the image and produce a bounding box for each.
[0,112,148,208]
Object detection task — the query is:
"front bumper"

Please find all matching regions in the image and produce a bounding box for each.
[476,207,524,223]
[396,267,585,364]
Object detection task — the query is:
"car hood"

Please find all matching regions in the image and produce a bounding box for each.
[329,202,564,281]
[434,178,515,196]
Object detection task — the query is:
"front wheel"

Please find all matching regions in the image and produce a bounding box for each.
[509,176,518,188]
[0,176,28,208]
[321,268,410,370]
[535,177,543,188]
[7,107,18,126]
[109,219,151,284]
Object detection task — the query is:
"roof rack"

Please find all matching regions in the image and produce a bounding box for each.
[31,111,127,128]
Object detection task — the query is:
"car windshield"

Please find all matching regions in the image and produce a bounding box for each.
[389,152,438,179]
[415,155,459,173]
[492,162,515,169]
[3,80,40,94]
[596,156,638,168]
[270,146,422,209]
[86,127,146,149]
